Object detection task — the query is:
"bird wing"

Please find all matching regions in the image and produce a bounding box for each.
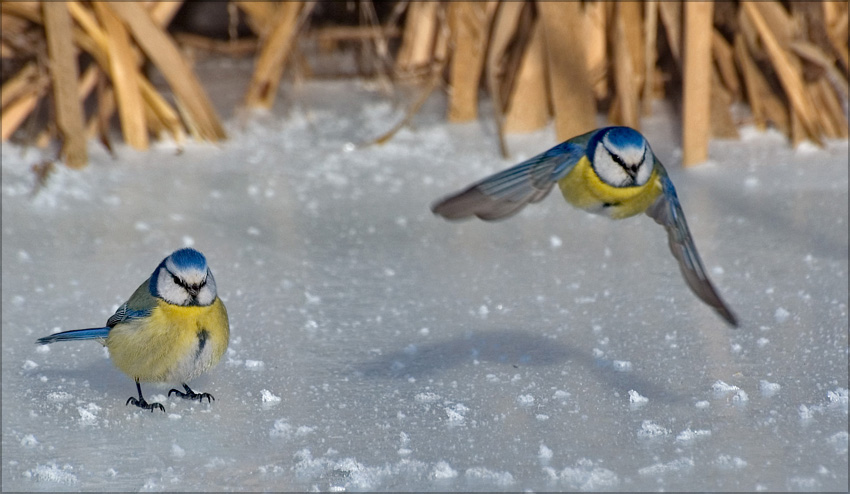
[106,278,157,327]
[431,137,591,221]
[645,169,738,327]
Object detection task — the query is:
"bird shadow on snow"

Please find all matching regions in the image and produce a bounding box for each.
[353,328,687,405]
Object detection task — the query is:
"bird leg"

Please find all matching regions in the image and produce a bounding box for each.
[168,383,214,403]
[126,379,165,412]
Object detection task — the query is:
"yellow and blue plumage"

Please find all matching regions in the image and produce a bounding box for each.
[37,248,229,412]
[431,126,738,326]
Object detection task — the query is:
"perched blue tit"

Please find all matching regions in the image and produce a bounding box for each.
[37,248,230,412]
[431,126,737,326]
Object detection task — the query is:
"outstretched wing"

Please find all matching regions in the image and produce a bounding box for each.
[646,170,738,327]
[431,136,591,221]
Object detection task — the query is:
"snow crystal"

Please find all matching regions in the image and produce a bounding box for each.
[548,458,619,490]
[516,394,535,406]
[827,431,848,455]
[628,389,648,405]
[260,389,281,404]
[676,428,712,442]
[638,457,695,476]
[414,392,440,404]
[171,444,186,458]
[759,380,781,397]
[774,307,791,323]
[20,434,38,447]
[464,466,515,486]
[612,360,633,372]
[25,463,78,484]
[432,461,458,480]
[715,454,748,469]
[244,360,265,370]
[637,420,671,438]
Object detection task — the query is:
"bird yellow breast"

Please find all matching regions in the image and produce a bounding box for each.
[557,156,662,219]
[105,298,229,383]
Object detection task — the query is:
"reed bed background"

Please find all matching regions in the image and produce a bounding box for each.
[1,1,847,169]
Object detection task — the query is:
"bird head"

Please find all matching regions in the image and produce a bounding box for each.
[590,127,653,188]
[151,248,217,306]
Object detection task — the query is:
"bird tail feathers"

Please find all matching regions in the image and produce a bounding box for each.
[36,327,110,345]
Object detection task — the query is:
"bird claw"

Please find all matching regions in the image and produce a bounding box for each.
[126,396,165,412]
[168,384,214,403]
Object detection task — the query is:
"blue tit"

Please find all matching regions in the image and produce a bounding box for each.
[431,126,738,326]
[37,248,230,412]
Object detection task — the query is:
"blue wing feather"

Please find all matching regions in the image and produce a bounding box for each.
[432,134,593,221]
[646,171,738,326]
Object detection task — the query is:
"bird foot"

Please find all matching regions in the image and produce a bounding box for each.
[168,384,214,403]
[126,396,165,412]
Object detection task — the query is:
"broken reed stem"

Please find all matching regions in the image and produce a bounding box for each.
[682,1,713,166]
[42,2,87,168]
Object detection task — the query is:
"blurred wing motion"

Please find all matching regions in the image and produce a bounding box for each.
[646,173,738,327]
[431,140,587,221]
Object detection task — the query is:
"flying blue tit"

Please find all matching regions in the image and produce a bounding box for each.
[37,248,230,412]
[431,126,738,326]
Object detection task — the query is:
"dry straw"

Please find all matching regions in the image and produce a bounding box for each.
[1,1,847,168]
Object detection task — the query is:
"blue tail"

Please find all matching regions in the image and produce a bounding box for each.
[36,327,111,345]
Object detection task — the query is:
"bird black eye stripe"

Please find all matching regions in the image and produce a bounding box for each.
[168,271,204,292]
[603,143,629,169]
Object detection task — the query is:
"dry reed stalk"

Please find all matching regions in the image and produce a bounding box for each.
[642,1,658,115]
[813,77,849,138]
[658,1,682,66]
[790,40,849,104]
[148,1,184,27]
[486,1,526,112]
[710,71,739,139]
[175,33,259,57]
[743,2,822,145]
[68,1,186,144]
[610,2,640,130]
[369,64,444,146]
[712,31,741,99]
[43,2,87,168]
[243,1,304,109]
[823,3,848,73]
[503,21,548,135]
[537,1,596,140]
[621,2,645,96]
[109,2,226,141]
[485,1,527,155]
[447,2,493,122]
[1,62,41,109]
[93,3,148,150]
[396,2,440,76]
[1,83,47,142]
[682,1,713,166]
[584,1,608,100]
[236,2,281,38]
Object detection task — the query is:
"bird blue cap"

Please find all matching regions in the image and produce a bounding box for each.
[167,248,208,272]
[593,127,646,152]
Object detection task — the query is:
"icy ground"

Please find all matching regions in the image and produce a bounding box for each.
[2,59,848,491]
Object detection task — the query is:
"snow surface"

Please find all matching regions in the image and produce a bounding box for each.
[2,57,848,491]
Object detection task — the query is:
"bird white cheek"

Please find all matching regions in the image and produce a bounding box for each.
[593,147,630,186]
[156,270,190,305]
[635,162,653,186]
[196,286,215,306]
